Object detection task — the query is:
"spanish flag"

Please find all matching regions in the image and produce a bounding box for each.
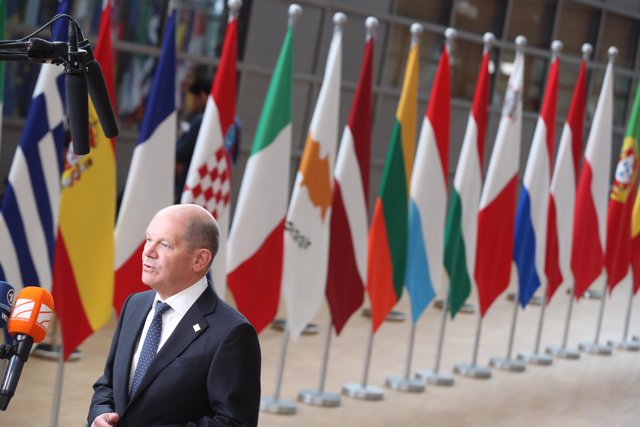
[52,1,116,360]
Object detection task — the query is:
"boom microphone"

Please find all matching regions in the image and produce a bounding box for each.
[0,281,15,329]
[65,22,90,155]
[0,286,54,411]
[75,22,119,138]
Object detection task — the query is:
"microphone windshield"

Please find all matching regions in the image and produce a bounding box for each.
[8,287,54,343]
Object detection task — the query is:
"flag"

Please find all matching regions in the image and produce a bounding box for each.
[405,42,450,323]
[367,35,419,332]
[282,16,342,341]
[571,54,615,300]
[444,48,491,318]
[227,17,295,334]
[631,187,640,294]
[114,9,176,314]
[545,57,588,302]
[181,8,239,299]
[514,52,559,307]
[52,0,116,359]
[0,0,6,153]
[475,44,525,317]
[0,0,70,289]
[326,25,374,335]
[604,83,640,291]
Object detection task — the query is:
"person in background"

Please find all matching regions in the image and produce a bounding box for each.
[88,204,261,427]
[175,78,211,203]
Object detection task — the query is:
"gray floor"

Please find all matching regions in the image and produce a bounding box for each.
[4,277,640,426]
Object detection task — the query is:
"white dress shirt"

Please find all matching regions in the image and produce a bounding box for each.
[129,276,208,389]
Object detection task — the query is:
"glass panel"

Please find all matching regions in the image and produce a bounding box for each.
[506,0,556,49]
[555,0,600,57]
[586,71,631,128]
[557,61,582,120]
[596,11,640,69]
[451,38,484,100]
[452,0,507,36]
[396,0,451,25]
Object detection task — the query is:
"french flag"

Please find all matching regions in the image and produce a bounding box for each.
[514,47,559,307]
[114,9,176,313]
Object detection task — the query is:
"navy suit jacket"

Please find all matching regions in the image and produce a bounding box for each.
[88,286,261,426]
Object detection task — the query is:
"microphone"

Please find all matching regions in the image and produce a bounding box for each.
[0,281,15,329]
[75,22,119,138]
[0,286,54,411]
[65,22,90,155]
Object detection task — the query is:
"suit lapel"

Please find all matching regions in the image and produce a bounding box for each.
[128,286,218,402]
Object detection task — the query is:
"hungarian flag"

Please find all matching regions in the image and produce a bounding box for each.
[0,0,70,289]
[181,6,239,299]
[475,44,525,317]
[631,187,640,294]
[604,83,640,292]
[367,34,419,332]
[444,48,490,318]
[545,57,588,302]
[53,1,117,360]
[514,52,559,308]
[326,23,374,335]
[114,9,176,313]
[571,55,615,300]
[227,15,295,334]
[282,15,342,341]
[405,42,449,323]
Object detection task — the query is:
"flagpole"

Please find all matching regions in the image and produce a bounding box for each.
[454,314,491,378]
[489,286,526,372]
[385,321,426,392]
[298,316,342,406]
[342,326,384,400]
[48,316,63,427]
[546,286,581,358]
[517,40,563,367]
[608,280,640,350]
[260,329,297,414]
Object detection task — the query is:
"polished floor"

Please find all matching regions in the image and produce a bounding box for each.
[3,277,640,426]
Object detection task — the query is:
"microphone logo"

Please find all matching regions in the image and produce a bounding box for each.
[11,298,53,341]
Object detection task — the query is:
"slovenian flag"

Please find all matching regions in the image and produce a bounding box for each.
[545,54,588,302]
[181,4,240,299]
[326,20,374,335]
[405,40,450,323]
[227,9,297,334]
[514,50,559,307]
[444,46,491,318]
[282,14,343,341]
[114,8,176,313]
[571,51,615,300]
[367,29,419,332]
[475,40,525,317]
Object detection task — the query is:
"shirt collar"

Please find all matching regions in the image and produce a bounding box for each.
[155,276,208,317]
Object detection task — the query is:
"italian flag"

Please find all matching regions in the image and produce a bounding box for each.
[227,17,295,334]
[367,34,419,332]
[444,48,491,318]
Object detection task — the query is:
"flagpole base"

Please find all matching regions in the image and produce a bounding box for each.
[489,357,526,372]
[578,341,613,355]
[633,335,640,342]
[271,319,320,335]
[342,382,384,400]
[297,390,341,407]
[260,397,297,414]
[31,343,83,361]
[517,351,553,366]
[384,375,425,393]
[453,363,491,379]
[546,345,580,359]
[361,308,406,322]
[415,369,455,386]
[607,339,640,351]
[583,289,603,300]
[507,293,544,306]
[434,299,475,314]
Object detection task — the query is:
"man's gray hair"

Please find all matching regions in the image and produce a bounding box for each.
[184,213,219,267]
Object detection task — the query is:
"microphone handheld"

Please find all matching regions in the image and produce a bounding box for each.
[65,22,90,155]
[0,286,54,411]
[0,281,15,329]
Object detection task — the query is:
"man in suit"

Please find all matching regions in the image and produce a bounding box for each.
[88,204,261,426]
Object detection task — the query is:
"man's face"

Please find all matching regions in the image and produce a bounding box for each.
[141,210,195,295]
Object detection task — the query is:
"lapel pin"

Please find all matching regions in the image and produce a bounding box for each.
[193,324,201,332]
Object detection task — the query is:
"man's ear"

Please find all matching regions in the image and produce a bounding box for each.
[193,248,213,273]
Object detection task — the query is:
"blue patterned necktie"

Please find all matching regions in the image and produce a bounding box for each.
[130,301,171,397]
